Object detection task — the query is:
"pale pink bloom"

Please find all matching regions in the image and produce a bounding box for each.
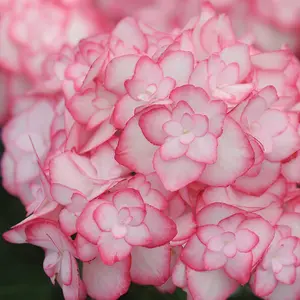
[112,55,176,128]
[231,86,300,161]
[126,173,168,210]
[117,84,254,191]
[174,4,236,61]
[156,246,182,294]
[142,100,219,163]
[181,203,274,300]
[0,0,100,79]
[130,245,174,287]
[32,46,74,95]
[67,83,118,129]
[95,0,300,53]
[202,183,284,225]
[282,151,300,183]
[285,196,300,214]
[24,169,60,218]
[0,0,101,123]
[80,189,152,264]
[95,0,203,32]
[253,0,300,30]
[1,99,55,205]
[57,34,111,100]
[232,159,282,196]
[167,193,197,245]
[4,220,85,300]
[48,142,129,203]
[76,188,177,265]
[59,193,88,235]
[64,84,118,152]
[179,181,206,209]
[251,50,297,101]
[251,214,300,300]
[3,5,300,300]
[189,44,253,105]
[284,183,300,206]
[82,256,131,300]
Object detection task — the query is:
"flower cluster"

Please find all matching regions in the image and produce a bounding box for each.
[0,0,103,123]
[1,0,300,127]
[229,0,300,53]
[3,4,300,300]
[94,0,300,53]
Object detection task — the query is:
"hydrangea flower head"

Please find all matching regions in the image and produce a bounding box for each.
[3,4,300,300]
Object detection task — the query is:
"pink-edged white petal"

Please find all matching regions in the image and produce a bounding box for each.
[199,117,254,186]
[79,119,116,153]
[93,203,118,232]
[224,252,253,284]
[282,152,300,183]
[154,150,205,191]
[83,256,131,300]
[75,234,98,262]
[163,121,183,137]
[51,184,74,206]
[196,203,241,226]
[43,250,59,278]
[130,245,170,286]
[172,258,187,288]
[125,224,152,246]
[156,77,175,99]
[220,44,251,80]
[275,265,296,285]
[143,204,177,247]
[265,125,300,162]
[251,50,291,71]
[131,56,163,85]
[189,60,209,90]
[113,188,144,210]
[112,18,147,52]
[251,268,277,297]
[160,51,194,86]
[104,54,139,95]
[187,268,239,300]
[173,212,196,242]
[97,231,132,265]
[186,134,217,163]
[181,234,206,271]
[139,107,171,145]
[160,138,188,160]
[76,200,101,244]
[25,221,73,253]
[59,209,77,236]
[203,249,227,270]
[236,229,259,252]
[116,113,157,174]
[238,218,274,266]
[60,251,72,286]
[233,160,281,196]
[112,95,141,129]
[197,225,223,245]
